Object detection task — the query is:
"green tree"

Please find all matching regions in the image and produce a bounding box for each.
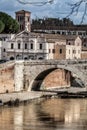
[0,12,19,33]
[0,20,5,33]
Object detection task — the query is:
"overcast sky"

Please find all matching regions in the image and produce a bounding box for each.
[0,0,87,24]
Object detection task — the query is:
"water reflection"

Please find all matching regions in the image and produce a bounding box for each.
[0,99,87,130]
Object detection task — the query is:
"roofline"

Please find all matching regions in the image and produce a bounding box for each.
[15,10,31,14]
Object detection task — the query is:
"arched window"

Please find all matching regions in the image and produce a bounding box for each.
[11,43,14,49]
[18,43,21,49]
[30,43,33,49]
[10,57,14,60]
[60,49,62,54]
[25,43,27,49]
[39,43,43,50]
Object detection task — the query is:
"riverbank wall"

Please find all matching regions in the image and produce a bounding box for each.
[0,91,43,104]
[0,91,57,105]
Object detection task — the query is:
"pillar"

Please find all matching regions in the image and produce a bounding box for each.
[14,61,24,92]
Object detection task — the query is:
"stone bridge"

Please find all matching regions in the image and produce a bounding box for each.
[14,59,87,91]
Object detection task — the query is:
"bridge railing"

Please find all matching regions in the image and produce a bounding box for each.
[0,59,87,69]
[23,59,87,65]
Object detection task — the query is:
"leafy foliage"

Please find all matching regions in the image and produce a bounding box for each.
[0,20,5,33]
[0,12,19,33]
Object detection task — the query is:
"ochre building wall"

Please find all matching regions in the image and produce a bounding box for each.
[53,45,66,60]
[81,52,87,59]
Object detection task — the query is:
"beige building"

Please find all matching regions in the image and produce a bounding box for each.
[0,32,85,61]
[66,36,82,59]
[46,35,82,60]
[47,41,55,59]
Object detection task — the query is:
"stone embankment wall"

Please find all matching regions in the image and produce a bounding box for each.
[0,65,14,93]
[0,91,43,103]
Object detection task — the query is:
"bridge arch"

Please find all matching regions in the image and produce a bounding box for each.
[28,65,85,91]
[31,68,57,91]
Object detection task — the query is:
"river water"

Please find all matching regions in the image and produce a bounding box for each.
[0,98,87,130]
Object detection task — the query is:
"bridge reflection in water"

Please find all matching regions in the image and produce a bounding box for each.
[0,98,87,130]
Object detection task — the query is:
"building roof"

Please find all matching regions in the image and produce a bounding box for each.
[31,32,78,41]
[31,25,87,31]
[15,10,31,14]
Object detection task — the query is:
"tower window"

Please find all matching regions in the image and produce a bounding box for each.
[60,49,62,54]
[28,16,30,22]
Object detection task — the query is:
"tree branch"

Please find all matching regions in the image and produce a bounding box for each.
[67,0,87,23]
[17,0,54,6]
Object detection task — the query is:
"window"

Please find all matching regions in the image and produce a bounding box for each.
[20,25,24,30]
[30,43,33,49]
[11,43,14,49]
[73,50,76,54]
[39,44,43,50]
[62,32,66,35]
[84,44,86,47]
[60,49,62,54]
[69,50,70,54]
[52,49,55,53]
[3,48,6,52]
[25,43,27,49]
[49,49,51,53]
[18,43,21,49]
[28,16,30,22]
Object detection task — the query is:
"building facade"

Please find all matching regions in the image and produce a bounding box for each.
[47,35,82,60]
[0,32,85,61]
[32,26,87,37]
[1,30,48,60]
[66,36,82,59]
[81,38,87,59]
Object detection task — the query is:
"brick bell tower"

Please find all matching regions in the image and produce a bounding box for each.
[15,10,31,32]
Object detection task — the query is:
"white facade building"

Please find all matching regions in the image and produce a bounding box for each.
[0,30,49,60]
[0,32,83,61]
[48,42,54,59]
[66,36,82,59]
